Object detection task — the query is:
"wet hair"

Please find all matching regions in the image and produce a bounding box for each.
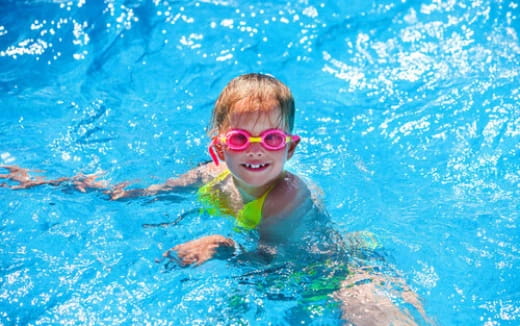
[208,73,295,136]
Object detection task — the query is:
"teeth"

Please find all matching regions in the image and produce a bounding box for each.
[244,163,267,169]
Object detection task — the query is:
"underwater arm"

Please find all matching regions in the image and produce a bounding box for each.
[0,165,136,197]
[333,233,434,326]
[0,163,208,200]
[107,163,209,200]
[0,165,98,190]
[334,267,434,326]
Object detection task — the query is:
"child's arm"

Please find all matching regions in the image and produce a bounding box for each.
[107,165,207,200]
[0,166,77,189]
[107,161,226,199]
[0,163,214,200]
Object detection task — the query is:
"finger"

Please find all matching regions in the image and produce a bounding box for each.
[160,249,182,265]
[222,239,235,247]
[113,181,131,190]
[181,254,198,266]
[110,193,122,200]
[165,246,185,257]
[2,166,22,173]
[73,180,86,192]
[163,249,174,258]
[108,189,127,200]
[172,244,185,254]
[215,238,234,247]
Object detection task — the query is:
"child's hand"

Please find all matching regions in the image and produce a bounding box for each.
[105,181,132,200]
[1,166,34,188]
[72,173,108,192]
[164,235,235,266]
[0,165,63,189]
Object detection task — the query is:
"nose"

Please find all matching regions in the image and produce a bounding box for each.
[245,142,264,157]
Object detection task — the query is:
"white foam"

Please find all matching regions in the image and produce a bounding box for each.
[1,152,15,164]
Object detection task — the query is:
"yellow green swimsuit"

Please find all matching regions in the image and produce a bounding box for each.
[197,169,273,229]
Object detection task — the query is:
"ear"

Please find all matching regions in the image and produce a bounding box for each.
[287,137,300,160]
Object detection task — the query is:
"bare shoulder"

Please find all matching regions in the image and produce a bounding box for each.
[197,161,228,183]
[262,172,314,220]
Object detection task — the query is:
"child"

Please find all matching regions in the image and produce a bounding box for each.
[156,72,316,264]
[1,73,430,325]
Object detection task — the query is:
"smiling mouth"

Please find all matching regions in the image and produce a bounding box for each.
[242,163,269,170]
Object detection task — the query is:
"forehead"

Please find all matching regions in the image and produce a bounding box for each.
[225,97,283,131]
[227,109,282,132]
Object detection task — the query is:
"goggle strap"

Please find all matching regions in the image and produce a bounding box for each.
[208,138,220,166]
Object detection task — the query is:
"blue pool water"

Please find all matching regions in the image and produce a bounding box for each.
[1,0,519,325]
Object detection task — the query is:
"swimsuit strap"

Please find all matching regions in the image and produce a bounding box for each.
[236,182,273,229]
[236,171,285,229]
[210,169,232,185]
[198,169,231,196]
[198,169,276,230]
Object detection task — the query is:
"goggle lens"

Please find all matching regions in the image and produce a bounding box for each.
[228,131,249,149]
[263,132,285,148]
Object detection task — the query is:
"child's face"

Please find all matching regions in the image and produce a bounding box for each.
[221,102,295,192]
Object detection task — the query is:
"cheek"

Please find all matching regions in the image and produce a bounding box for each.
[223,149,241,162]
[271,149,289,163]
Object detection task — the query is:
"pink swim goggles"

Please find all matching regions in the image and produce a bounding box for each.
[208,128,300,165]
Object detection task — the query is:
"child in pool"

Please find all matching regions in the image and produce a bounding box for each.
[1,73,430,325]
[1,73,315,263]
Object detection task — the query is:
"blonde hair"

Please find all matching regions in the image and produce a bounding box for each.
[208,73,295,137]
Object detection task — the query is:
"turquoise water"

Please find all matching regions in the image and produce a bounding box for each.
[1,0,519,325]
